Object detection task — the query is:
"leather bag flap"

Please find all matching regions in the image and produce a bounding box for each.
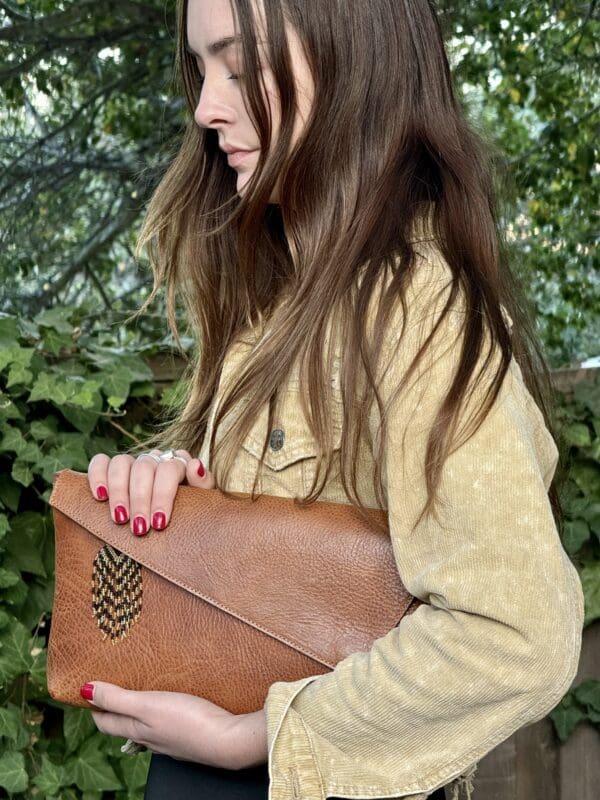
[49,469,415,668]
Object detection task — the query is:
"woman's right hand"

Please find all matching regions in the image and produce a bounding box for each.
[86,449,215,536]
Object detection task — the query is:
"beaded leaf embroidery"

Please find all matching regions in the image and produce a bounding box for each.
[91,544,143,643]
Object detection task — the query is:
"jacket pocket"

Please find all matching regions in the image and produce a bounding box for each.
[240,388,344,496]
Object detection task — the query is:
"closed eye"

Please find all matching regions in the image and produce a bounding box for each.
[195,73,240,82]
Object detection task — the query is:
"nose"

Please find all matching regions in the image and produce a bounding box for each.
[193,77,235,130]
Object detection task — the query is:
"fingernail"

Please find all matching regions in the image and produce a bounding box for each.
[114,505,128,524]
[133,516,148,536]
[152,511,166,530]
[197,460,205,478]
[80,683,95,702]
[96,485,108,501]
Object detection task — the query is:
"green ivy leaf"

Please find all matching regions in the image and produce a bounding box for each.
[29,372,71,405]
[562,519,590,554]
[70,378,104,409]
[32,753,68,797]
[0,513,9,540]
[6,361,33,388]
[38,441,89,484]
[580,559,600,627]
[0,473,22,512]
[0,346,34,374]
[85,349,154,385]
[0,705,21,741]
[42,328,77,356]
[584,502,600,539]
[12,460,34,487]
[549,692,588,742]
[0,617,33,683]
[0,424,27,454]
[0,567,20,588]
[29,372,102,410]
[30,416,60,440]
[574,380,600,418]
[119,749,151,790]
[561,423,592,448]
[5,518,47,577]
[1,574,28,607]
[67,738,123,792]
[0,316,20,348]
[34,307,75,335]
[0,392,23,422]
[587,708,600,724]
[570,460,600,501]
[107,395,128,409]
[0,345,21,372]
[573,679,600,713]
[63,707,97,755]
[60,393,103,435]
[0,750,29,794]
[99,369,132,400]
[29,645,47,688]
[129,380,156,398]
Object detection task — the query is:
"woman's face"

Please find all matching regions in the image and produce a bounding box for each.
[187,0,314,203]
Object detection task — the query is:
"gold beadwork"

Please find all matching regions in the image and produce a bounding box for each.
[91,544,143,643]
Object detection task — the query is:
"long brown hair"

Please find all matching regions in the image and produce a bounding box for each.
[132,0,563,532]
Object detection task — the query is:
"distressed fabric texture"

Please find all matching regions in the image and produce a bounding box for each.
[197,240,584,800]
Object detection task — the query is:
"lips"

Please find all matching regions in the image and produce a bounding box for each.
[220,144,252,155]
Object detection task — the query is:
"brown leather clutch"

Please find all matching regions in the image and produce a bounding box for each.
[47,468,422,714]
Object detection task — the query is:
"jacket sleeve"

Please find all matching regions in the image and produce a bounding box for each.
[262,263,585,800]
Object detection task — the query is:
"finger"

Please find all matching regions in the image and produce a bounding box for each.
[128,454,161,536]
[149,455,188,531]
[107,453,135,526]
[83,680,149,718]
[91,709,148,745]
[186,457,216,489]
[88,453,111,501]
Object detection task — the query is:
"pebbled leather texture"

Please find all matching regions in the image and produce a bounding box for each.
[47,468,422,714]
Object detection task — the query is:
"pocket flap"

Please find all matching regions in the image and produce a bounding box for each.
[240,391,343,472]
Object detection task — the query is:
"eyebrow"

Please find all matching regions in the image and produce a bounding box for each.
[185,35,243,59]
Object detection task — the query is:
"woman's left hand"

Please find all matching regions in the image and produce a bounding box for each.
[83,681,266,770]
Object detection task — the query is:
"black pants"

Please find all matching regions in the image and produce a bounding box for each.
[144,753,448,799]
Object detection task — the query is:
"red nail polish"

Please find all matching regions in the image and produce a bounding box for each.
[114,505,128,524]
[197,460,205,478]
[152,512,166,530]
[96,485,108,501]
[80,683,95,701]
[133,516,148,536]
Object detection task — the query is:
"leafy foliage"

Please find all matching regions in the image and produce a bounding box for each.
[549,373,600,741]
[0,305,185,798]
[0,1,598,366]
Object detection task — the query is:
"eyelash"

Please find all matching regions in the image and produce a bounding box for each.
[196,72,240,83]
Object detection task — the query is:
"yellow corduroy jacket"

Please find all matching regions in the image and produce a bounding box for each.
[197,238,584,800]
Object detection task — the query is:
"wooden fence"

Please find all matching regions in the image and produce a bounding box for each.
[147,356,600,798]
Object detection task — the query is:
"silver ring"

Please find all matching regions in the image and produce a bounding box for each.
[137,451,162,463]
[158,449,189,467]
[121,738,148,755]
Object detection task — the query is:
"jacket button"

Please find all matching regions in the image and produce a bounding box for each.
[269,429,284,451]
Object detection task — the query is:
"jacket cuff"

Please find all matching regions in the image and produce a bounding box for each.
[265,675,325,800]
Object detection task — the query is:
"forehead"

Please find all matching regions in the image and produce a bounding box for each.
[186,0,267,49]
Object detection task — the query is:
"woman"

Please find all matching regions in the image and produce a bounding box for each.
[82,0,584,798]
